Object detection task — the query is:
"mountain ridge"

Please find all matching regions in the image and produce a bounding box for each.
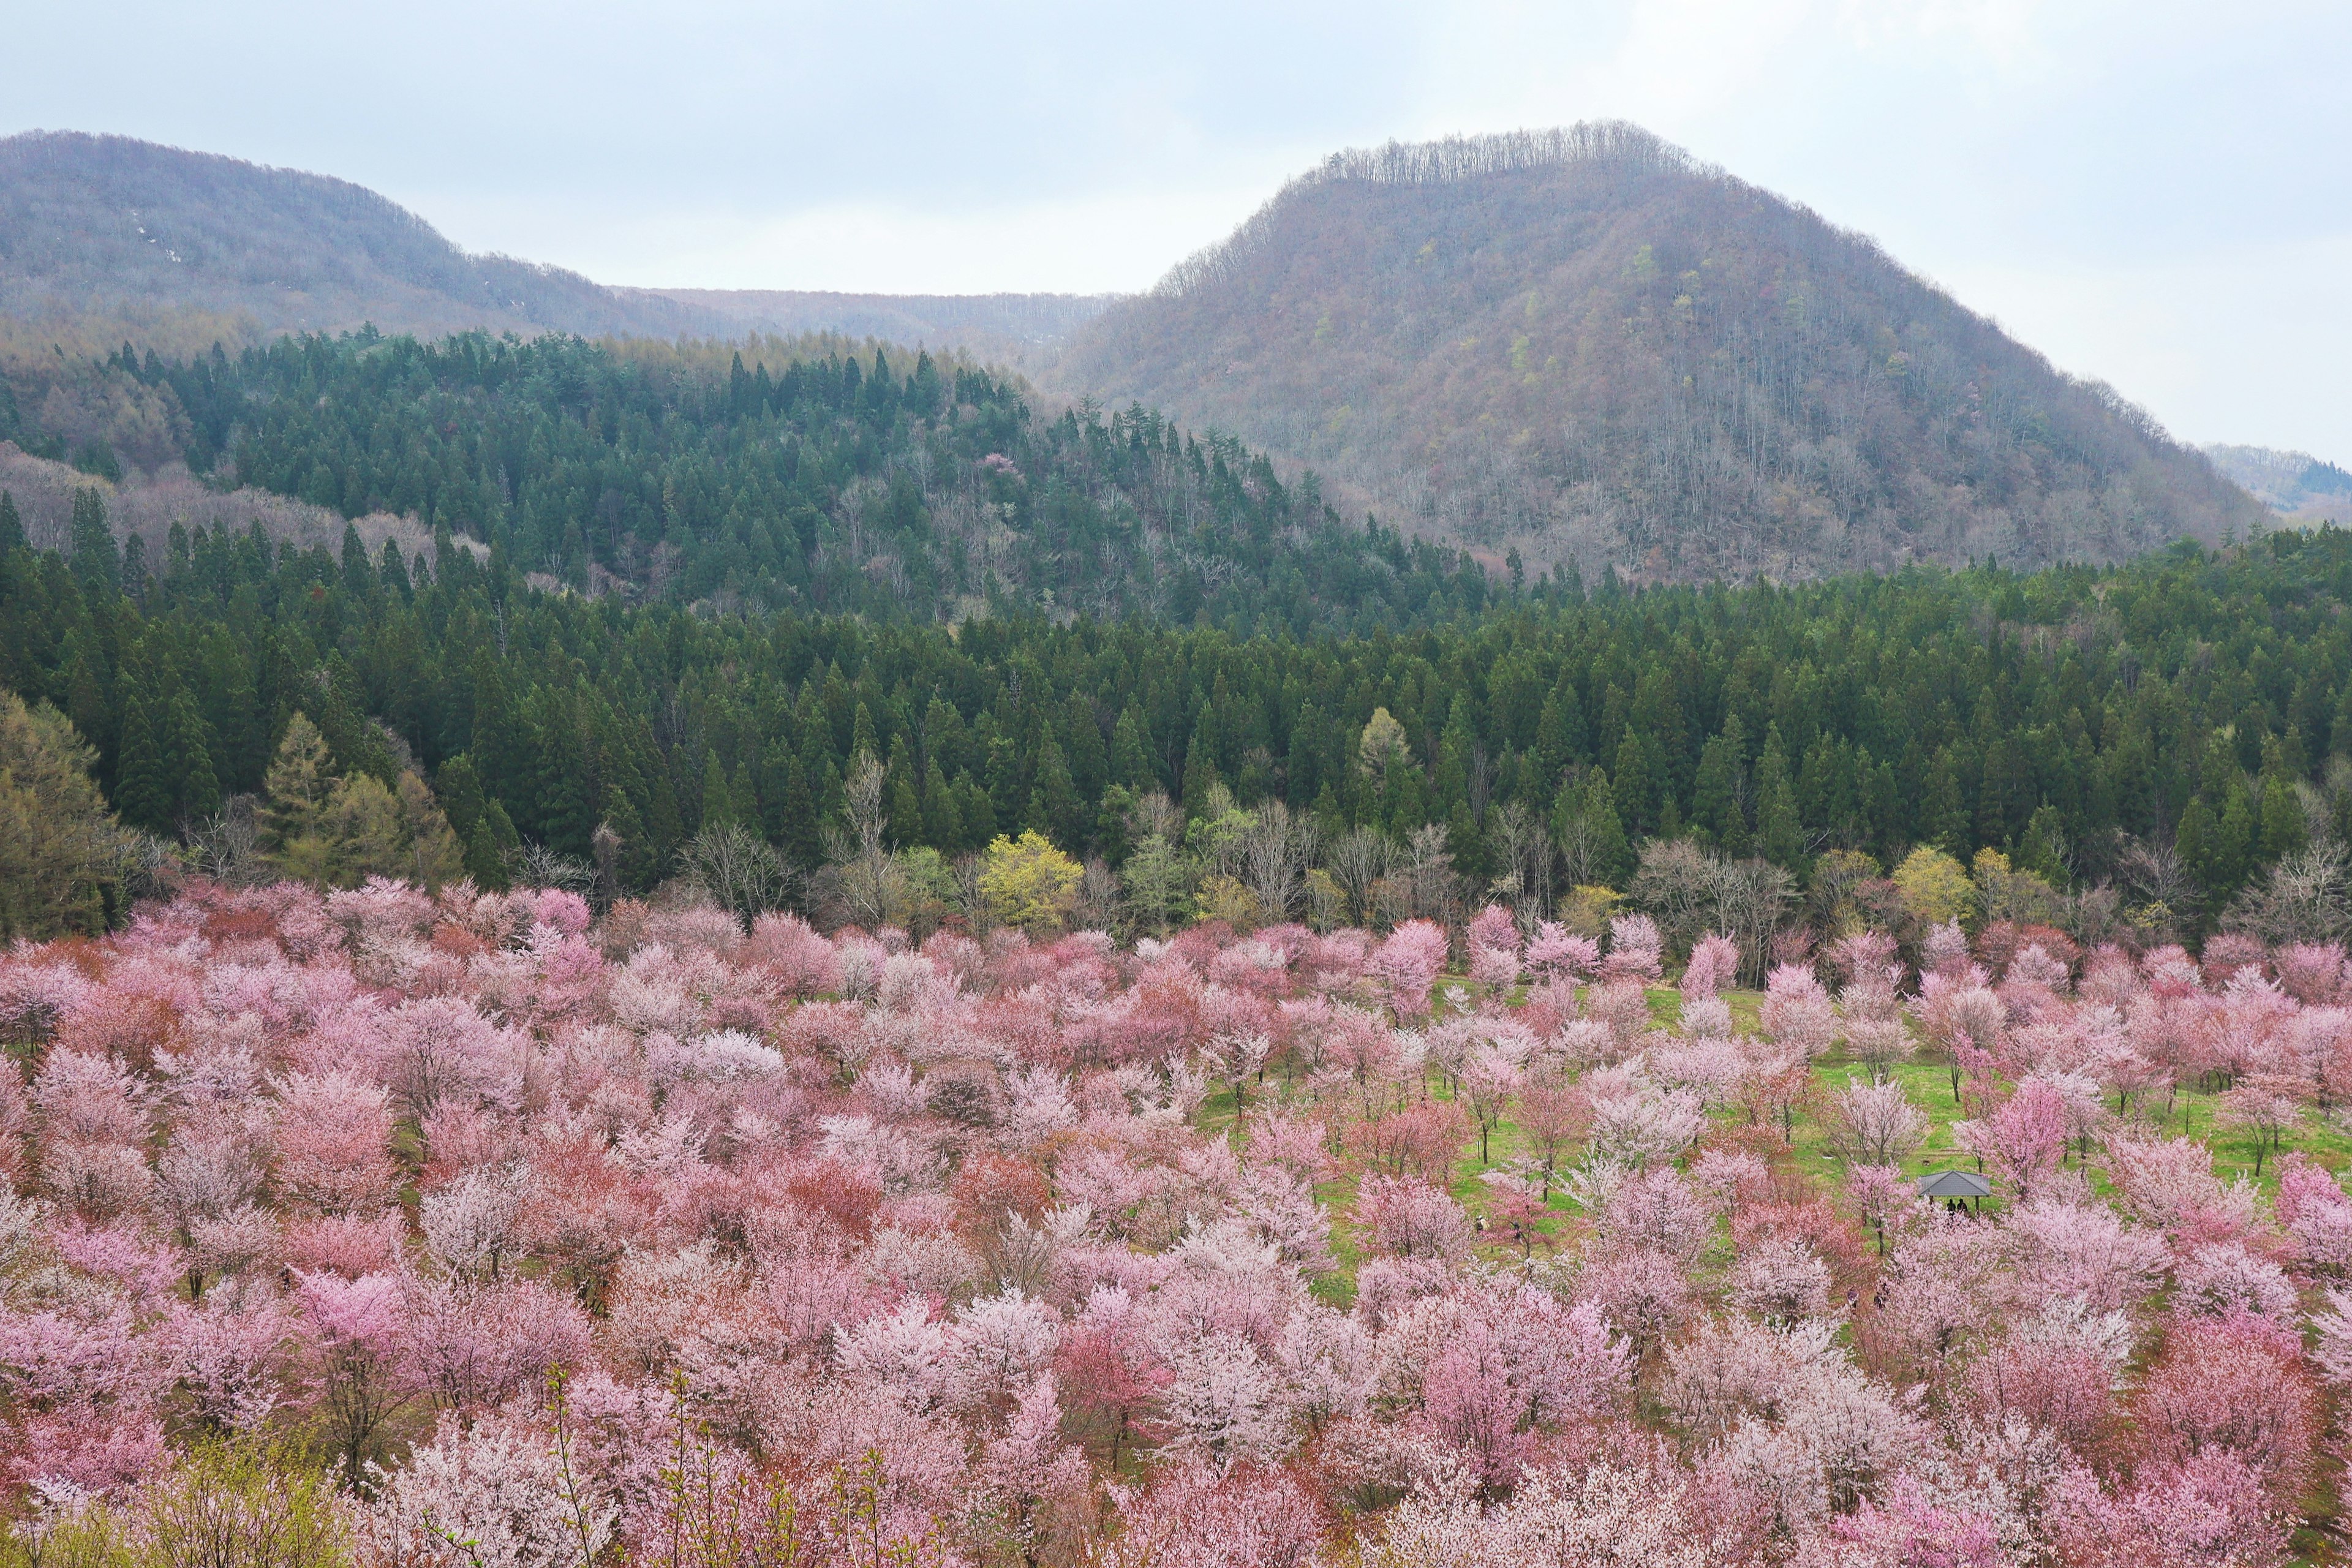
[1047,124,2263,581]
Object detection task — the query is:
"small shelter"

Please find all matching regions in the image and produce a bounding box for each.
[1916,1169,1992,1213]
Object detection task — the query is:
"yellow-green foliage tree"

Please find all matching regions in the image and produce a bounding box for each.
[260,711,464,890]
[978,830,1083,935]
[1892,845,1976,929]
[0,687,135,940]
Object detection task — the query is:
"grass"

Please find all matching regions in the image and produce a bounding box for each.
[1200,981,2352,1302]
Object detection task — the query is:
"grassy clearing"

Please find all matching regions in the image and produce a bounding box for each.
[1205,982,2352,1298]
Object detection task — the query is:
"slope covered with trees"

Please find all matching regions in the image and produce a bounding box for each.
[6,470,2352,948]
[1052,125,2263,582]
[0,132,722,342]
[88,329,1493,627]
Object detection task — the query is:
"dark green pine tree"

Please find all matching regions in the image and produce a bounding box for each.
[955,775,997,851]
[767,752,817,868]
[885,742,924,845]
[1576,769,1631,888]
[2213,781,2256,894]
[1691,718,1748,851]
[1754,726,1803,869]
[1924,746,1971,858]
[1180,725,1222,820]
[1027,735,1083,850]
[1610,722,1656,835]
[162,690,221,823]
[698,748,737,832]
[1111,706,1156,791]
[1061,693,1107,804]
[69,488,120,605]
[466,816,510,889]
[1533,682,1586,797]
[2176,795,2220,899]
[921,757,959,848]
[2248,766,2305,865]
[112,691,173,832]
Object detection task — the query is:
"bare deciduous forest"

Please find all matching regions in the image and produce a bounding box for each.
[1052,126,2263,581]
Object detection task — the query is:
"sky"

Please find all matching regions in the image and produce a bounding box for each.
[7,0,2349,455]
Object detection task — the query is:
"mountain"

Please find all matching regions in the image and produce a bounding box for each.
[0,131,1113,364]
[0,130,726,341]
[2201,443,2352,522]
[1048,124,2263,581]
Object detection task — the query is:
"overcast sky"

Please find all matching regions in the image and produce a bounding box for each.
[8,0,2348,455]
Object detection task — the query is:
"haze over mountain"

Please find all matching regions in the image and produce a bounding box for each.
[1049,125,2263,580]
[2202,443,2352,524]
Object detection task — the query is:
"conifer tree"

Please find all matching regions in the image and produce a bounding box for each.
[111,690,172,834]
[259,713,336,873]
[1754,726,1803,869]
[1027,736,1082,851]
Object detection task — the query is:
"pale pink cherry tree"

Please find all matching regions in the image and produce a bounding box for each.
[360,1408,617,1568]
[1728,1238,1834,1325]
[1097,1456,1329,1568]
[1602,914,1664,984]
[2274,1152,2352,1277]
[1954,1080,2067,1201]
[978,1371,1091,1567]
[401,1275,594,1414]
[1374,920,1452,1017]
[1825,1079,1926,1169]
[2171,1242,2297,1324]
[164,1283,290,1434]
[31,1049,155,1221]
[2135,1311,2320,1508]
[295,1268,416,1485]
[1920,920,1973,977]
[1825,1471,2006,1568]
[2002,1196,2168,1314]
[1758,963,1839,1063]
[1845,1163,1917,1259]
[1355,1176,1474,1264]
[1460,1046,1524,1164]
[0,1294,165,1496]
[1525,922,1600,982]
[2054,1450,2290,1568]
[1956,1296,2131,1456]
[1680,933,1741,1002]
[271,1070,398,1218]
[1057,1284,1171,1469]
[1466,904,1523,993]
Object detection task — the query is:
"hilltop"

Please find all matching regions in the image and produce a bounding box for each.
[0,130,722,341]
[1049,125,2263,581]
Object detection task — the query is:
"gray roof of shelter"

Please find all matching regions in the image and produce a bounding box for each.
[1916,1170,1994,1198]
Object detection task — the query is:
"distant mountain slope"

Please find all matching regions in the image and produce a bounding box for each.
[0,130,722,340]
[643,289,1113,371]
[2202,443,2352,522]
[1050,124,2262,581]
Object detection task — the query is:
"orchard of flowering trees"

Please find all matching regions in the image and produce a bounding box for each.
[7,867,2352,1568]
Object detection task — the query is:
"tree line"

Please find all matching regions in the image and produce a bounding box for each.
[7,461,2352,950]
[94,330,1499,633]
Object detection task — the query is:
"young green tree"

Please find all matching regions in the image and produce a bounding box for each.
[979,829,1084,935]
[0,688,133,940]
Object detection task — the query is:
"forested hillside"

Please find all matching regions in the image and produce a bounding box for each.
[6,465,2352,948]
[1052,126,2263,582]
[73,328,1493,628]
[0,132,723,341]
